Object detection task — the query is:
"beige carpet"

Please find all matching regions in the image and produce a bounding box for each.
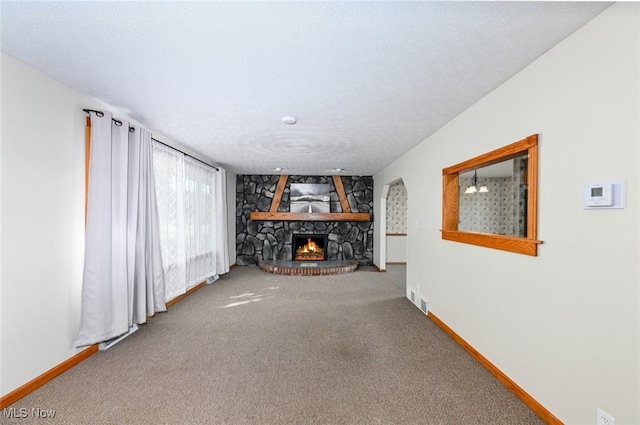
[3,265,544,424]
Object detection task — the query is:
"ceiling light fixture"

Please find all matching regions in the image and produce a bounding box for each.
[274,167,283,172]
[334,168,344,172]
[282,116,297,125]
[464,170,489,194]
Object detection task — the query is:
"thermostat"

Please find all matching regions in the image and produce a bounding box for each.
[584,181,624,209]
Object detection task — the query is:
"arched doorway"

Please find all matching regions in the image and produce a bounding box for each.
[385,179,407,265]
[380,178,408,299]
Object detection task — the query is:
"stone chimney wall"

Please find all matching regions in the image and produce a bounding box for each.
[236,175,374,266]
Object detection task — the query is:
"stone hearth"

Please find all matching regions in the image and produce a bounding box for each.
[259,260,358,276]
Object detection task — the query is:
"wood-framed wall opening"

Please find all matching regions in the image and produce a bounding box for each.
[441,134,542,256]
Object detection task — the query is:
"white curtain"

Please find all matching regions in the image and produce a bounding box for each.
[152,142,229,300]
[184,157,216,286]
[75,112,166,347]
[215,168,230,275]
[128,126,166,324]
[151,143,186,300]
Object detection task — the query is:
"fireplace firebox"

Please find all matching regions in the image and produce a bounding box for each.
[293,234,327,261]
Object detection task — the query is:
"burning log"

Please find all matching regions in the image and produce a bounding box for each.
[295,237,325,261]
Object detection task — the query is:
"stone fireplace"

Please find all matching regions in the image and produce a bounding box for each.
[236,175,374,266]
[293,234,326,261]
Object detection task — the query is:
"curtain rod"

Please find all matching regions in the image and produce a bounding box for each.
[150,137,219,171]
[83,108,219,171]
[83,108,135,132]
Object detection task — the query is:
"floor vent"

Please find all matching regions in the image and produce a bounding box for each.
[420,299,428,314]
[410,291,416,303]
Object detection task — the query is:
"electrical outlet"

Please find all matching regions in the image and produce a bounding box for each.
[597,408,615,425]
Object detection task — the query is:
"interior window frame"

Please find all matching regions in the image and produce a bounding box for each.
[441,134,542,256]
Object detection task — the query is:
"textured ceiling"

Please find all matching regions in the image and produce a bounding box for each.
[1,1,610,175]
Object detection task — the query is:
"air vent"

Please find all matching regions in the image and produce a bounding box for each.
[410,291,415,303]
[420,299,429,314]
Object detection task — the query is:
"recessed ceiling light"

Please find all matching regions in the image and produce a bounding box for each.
[282,116,297,125]
[334,168,344,172]
[274,167,283,172]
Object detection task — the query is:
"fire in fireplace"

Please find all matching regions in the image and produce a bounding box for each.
[293,234,326,261]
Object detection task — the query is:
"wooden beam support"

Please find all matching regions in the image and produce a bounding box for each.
[270,175,289,212]
[250,175,370,221]
[332,175,351,212]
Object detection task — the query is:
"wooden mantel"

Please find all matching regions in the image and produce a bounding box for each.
[250,211,370,221]
[249,175,371,222]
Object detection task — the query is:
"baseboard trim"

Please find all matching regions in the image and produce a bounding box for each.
[372,263,386,272]
[386,261,406,265]
[165,281,206,308]
[229,263,237,270]
[428,312,562,425]
[1,280,209,409]
[0,344,98,409]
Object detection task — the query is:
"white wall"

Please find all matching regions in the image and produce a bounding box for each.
[0,53,234,398]
[385,235,407,263]
[374,4,639,424]
[1,53,90,397]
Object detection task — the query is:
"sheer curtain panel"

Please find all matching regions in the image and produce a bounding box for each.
[152,142,229,300]
[75,112,166,347]
[152,143,187,300]
[184,157,216,287]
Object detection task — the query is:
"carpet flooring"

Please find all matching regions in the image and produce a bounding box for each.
[3,265,544,424]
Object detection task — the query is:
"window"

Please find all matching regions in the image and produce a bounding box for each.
[152,142,217,300]
[441,134,541,256]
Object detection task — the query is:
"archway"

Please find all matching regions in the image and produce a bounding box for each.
[380,178,408,298]
[385,179,407,265]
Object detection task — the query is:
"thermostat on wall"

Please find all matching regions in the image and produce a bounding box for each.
[584,181,624,209]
